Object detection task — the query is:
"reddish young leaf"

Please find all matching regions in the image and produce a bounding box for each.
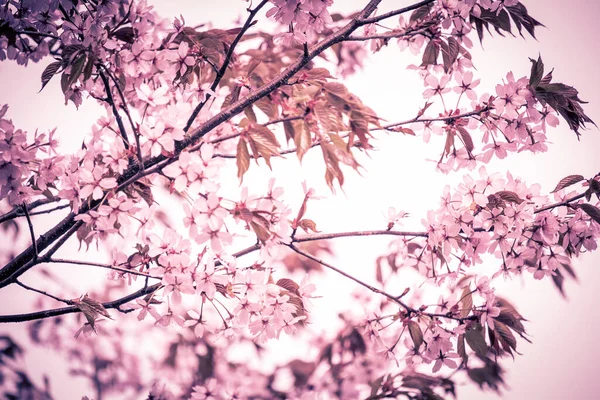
[236,138,250,181]
[298,219,319,233]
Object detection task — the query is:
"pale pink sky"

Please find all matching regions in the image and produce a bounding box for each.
[0,1,599,399]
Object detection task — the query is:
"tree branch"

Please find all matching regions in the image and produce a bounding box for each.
[288,243,413,308]
[101,65,144,169]
[47,258,161,279]
[358,0,435,25]
[288,243,477,323]
[21,203,38,260]
[15,279,73,305]
[0,198,61,224]
[183,0,270,132]
[98,70,130,150]
[294,229,428,242]
[0,283,161,323]
[0,0,391,289]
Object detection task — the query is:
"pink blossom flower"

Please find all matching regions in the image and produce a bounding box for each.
[135,83,170,108]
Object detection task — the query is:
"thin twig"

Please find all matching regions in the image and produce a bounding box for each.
[21,203,38,260]
[184,0,270,132]
[294,230,428,242]
[98,70,130,149]
[48,258,161,279]
[0,198,59,224]
[288,243,476,323]
[15,279,74,305]
[358,0,435,25]
[288,243,412,308]
[102,66,145,170]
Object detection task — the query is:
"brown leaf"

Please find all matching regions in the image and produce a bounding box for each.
[254,97,279,119]
[304,67,334,82]
[283,119,296,143]
[236,138,250,181]
[416,101,433,118]
[248,125,280,167]
[298,219,319,233]
[294,122,312,162]
[276,278,300,296]
[457,334,468,363]
[493,319,517,355]
[387,126,416,135]
[250,221,271,243]
[244,106,257,123]
[73,294,112,333]
[459,286,473,318]
[321,143,345,189]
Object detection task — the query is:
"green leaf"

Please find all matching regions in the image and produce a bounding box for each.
[493,319,517,355]
[82,55,95,81]
[551,174,585,193]
[66,53,87,89]
[457,334,468,363]
[457,127,474,154]
[421,40,439,67]
[40,61,61,92]
[407,320,423,349]
[409,3,433,23]
[579,203,600,225]
[111,26,137,43]
[528,55,544,87]
[465,325,488,358]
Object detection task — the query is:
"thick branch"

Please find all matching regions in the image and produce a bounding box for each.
[0,0,385,289]
[0,198,60,224]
